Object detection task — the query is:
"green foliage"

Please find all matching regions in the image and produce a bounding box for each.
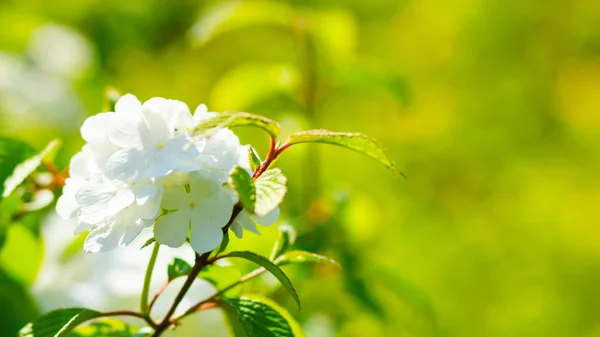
[68,319,143,337]
[229,166,256,212]
[225,251,300,309]
[274,250,340,268]
[254,169,287,217]
[229,166,287,217]
[269,225,297,260]
[0,268,38,337]
[0,137,36,199]
[139,238,155,250]
[20,308,99,337]
[193,112,281,139]
[167,258,193,282]
[247,146,262,172]
[1,139,60,199]
[220,297,296,337]
[281,130,402,176]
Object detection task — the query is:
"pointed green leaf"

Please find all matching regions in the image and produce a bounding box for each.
[193,112,280,139]
[167,258,193,282]
[275,251,340,269]
[247,146,262,172]
[269,225,297,260]
[139,238,155,250]
[254,169,287,217]
[281,130,404,176]
[20,307,100,337]
[229,166,256,213]
[0,137,36,199]
[220,297,296,337]
[225,251,300,309]
[2,138,61,199]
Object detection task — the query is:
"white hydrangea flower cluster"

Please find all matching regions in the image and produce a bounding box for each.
[56,94,278,254]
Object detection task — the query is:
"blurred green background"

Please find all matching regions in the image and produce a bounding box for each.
[2,0,600,336]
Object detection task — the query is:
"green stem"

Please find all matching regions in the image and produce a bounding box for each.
[141,242,160,322]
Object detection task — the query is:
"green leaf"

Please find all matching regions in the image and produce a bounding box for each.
[20,308,100,337]
[193,111,280,139]
[274,251,340,269]
[139,238,155,250]
[225,251,300,309]
[0,137,36,199]
[68,319,140,337]
[167,258,193,282]
[220,297,296,337]
[254,168,287,217]
[229,166,256,213]
[247,146,262,172]
[281,130,404,176]
[269,225,297,260]
[2,138,61,199]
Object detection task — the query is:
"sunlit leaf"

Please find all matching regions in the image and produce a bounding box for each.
[220,297,296,337]
[269,225,297,260]
[229,166,256,213]
[225,251,300,309]
[2,138,61,199]
[247,146,262,172]
[167,258,193,282]
[0,268,38,336]
[275,250,340,268]
[139,238,155,250]
[20,308,99,337]
[281,130,404,176]
[254,169,287,217]
[0,137,36,199]
[68,319,140,337]
[193,111,281,139]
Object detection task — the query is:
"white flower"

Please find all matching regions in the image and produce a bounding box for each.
[56,93,274,255]
[154,171,233,254]
[74,178,162,252]
[105,95,200,181]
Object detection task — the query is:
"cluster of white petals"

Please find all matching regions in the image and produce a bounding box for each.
[57,94,278,254]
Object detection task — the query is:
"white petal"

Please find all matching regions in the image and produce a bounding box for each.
[254,207,280,227]
[154,210,190,248]
[56,185,79,219]
[74,221,93,234]
[81,112,113,143]
[230,220,244,239]
[105,148,145,183]
[193,189,233,230]
[83,225,120,253]
[131,180,158,205]
[105,188,135,216]
[111,211,144,247]
[238,212,260,234]
[161,186,188,210]
[138,192,162,219]
[108,114,142,148]
[189,220,223,254]
[115,94,142,114]
[76,185,115,223]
